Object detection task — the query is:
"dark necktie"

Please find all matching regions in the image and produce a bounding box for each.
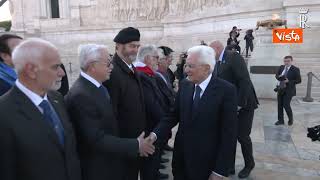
[39,100,65,146]
[193,85,202,112]
[99,85,110,101]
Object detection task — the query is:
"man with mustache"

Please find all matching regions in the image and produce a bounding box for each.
[0,38,81,180]
[103,27,148,180]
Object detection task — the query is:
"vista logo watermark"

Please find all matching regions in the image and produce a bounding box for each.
[273,28,303,43]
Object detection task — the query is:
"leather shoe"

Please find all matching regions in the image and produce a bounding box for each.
[161,158,169,163]
[238,166,254,179]
[275,121,284,125]
[288,120,293,126]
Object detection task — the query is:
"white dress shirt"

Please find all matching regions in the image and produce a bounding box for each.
[80,71,102,88]
[281,65,291,76]
[15,80,49,113]
[193,73,212,99]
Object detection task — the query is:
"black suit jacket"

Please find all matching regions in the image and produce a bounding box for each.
[138,72,167,135]
[103,53,146,139]
[65,76,139,180]
[275,65,301,96]
[216,50,259,109]
[154,77,238,179]
[0,86,81,180]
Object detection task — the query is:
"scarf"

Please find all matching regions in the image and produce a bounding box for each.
[0,61,17,86]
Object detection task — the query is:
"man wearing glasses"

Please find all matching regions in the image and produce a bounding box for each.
[65,44,155,180]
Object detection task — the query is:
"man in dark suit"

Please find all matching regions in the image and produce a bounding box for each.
[275,55,301,126]
[210,41,259,178]
[0,34,22,95]
[103,27,147,179]
[65,44,155,180]
[0,38,81,180]
[134,44,171,179]
[148,45,238,180]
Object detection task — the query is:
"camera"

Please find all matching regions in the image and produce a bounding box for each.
[180,52,187,59]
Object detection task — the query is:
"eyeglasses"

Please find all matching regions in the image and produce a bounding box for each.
[183,63,203,69]
[90,57,112,67]
[151,55,159,60]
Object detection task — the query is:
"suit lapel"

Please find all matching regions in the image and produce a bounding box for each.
[12,86,64,152]
[182,81,195,123]
[192,77,219,120]
[114,53,134,75]
[47,92,70,151]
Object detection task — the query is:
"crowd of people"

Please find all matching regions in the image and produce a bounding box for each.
[0,26,302,180]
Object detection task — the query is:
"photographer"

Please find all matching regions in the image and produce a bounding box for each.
[244,29,254,58]
[274,56,301,126]
[229,26,241,39]
[174,52,187,81]
[227,31,241,53]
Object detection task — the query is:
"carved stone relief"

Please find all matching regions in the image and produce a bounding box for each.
[108,0,231,21]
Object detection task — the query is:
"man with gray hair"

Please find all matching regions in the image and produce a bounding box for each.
[133,44,169,179]
[148,45,238,180]
[65,44,155,180]
[0,38,81,180]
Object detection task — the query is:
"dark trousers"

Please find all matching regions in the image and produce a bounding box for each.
[231,108,255,170]
[141,147,161,180]
[124,149,161,180]
[245,43,253,57]
[277,92,293,122]
[124,157,142,180]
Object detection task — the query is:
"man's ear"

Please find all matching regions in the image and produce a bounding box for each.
[25,63,38,79]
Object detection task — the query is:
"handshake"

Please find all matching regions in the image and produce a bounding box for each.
[137,132,157,157]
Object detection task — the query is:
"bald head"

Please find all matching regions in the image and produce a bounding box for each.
[11,38,65,96]
[209,41,224,61]
[12,38,59,73]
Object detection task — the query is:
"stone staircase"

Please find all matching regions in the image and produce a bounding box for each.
[294,57,320,99]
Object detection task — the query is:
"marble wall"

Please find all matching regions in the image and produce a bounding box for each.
[8,0,320,98]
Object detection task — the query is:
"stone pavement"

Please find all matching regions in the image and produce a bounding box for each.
[160,99,320,180]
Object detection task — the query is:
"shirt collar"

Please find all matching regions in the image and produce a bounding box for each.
[132,61,146,68]
[218,48,226,62]
[80,71,101,88]
[195,73,212,92]
[120,57,132,69]
[15,79,48,107]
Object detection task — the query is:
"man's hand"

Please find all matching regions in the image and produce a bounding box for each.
[137,132,155,157]
[284,78,289,83]
[208,173,223,180]
[146,132,157,144]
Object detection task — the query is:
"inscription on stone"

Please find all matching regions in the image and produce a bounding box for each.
[250,66,279,74]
